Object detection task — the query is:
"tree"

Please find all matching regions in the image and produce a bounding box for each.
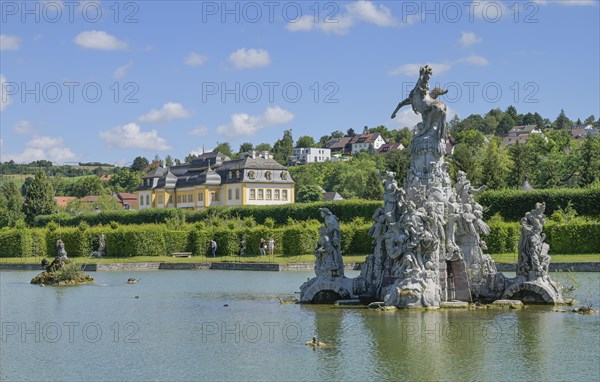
[214,142,233,157]
[0,182,25,227]
[496,114,516,135]
[331,130,344,138]
[109,168,143,193]
[296,184,323,203]
[22,171,56,224]
[384,149,410,180]
[255,143,273,152]
[239,142,254,153]
[70,176,107,198]
[481,114,499,135]
[185,153,198,164]
[479,138,510,190]
[396,127,413,147]
[584,115,596,125]
[295,135,316,148]
[553,109,572,130]
[577,136,600,186]
[273,130,293,164]
[130,156,149,172]
[507,141,530,188]
[165,155,174,167]
[448,114,461,132]
[346,128,356,136]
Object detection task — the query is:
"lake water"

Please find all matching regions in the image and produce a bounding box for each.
[1,270,599,382]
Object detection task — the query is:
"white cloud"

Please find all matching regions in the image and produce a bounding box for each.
[100,123,172,151]
[0,35,21,51]
[459,54,489,66]
[74,30,127,50]
[287,0,396,35]
[113,61,133,79]
[346,0,396,26]
[13,120,35,135]
[228,48,271,69]
[217,106,294,138]
[1,74,11,111]
[191,126,209,136]
[459,32,482,47]
[185,52,208,66]
[138,102,192,124]
[389,63,452,77]
[3,135,78,163]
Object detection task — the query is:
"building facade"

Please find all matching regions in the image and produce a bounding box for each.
[290,148,331,164]
[136,151,295,210]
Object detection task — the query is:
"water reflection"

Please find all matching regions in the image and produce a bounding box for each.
[1,270,598,382]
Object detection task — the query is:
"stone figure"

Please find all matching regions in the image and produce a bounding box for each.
[98,234,106,257]
[517,203,551,280]
[383,171,405,223]
[319,208,341,251]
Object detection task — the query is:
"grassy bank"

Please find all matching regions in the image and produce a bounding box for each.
[1,253,598,265]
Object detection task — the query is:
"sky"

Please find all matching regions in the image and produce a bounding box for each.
[1,0,599,166]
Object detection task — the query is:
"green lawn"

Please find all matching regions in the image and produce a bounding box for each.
[2,253,598,265]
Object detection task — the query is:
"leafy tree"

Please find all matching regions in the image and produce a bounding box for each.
[165,155,174,167]
[507,141,530,188]
[255,143,273,152]
[109,168,143,193]
[331,130,344,138]
[239,142,254,153]
[185,153,198,164]
[296,184,323,203]
[214,142,234,157]
[273,130,294,164]
[384,149,410,181]
[396,127,413,147]
[448,114,461,132]
[70,176,107,198]
[22,171,56,224]
[577,136,600,186]
[479,137,510,189]
[496,114,516,135]
[346,128,356,136]
[295,135,317,148]
[130,156,149,172]
[584,115,596,125]
[0,182,25,227]
[481,114,499,135]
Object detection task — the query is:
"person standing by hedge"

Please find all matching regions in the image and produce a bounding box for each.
[259,238,266,256]
[268,237,275,258]
[210,239,217,257]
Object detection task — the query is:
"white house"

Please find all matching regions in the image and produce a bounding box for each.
[290,148,331,164]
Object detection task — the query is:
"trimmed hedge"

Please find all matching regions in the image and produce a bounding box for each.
[477,188,600,221]
[33,200,383,228]
[1,221,598,258]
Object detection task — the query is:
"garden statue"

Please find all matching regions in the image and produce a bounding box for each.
[299,209,352,303]
[90,234,106,258]
[32,239,95,285]
[299,65,563,307]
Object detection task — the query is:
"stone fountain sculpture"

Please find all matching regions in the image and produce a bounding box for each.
[299,65,563,306]
[31,239,95,285]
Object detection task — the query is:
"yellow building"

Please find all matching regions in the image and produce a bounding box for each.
[136,151,295,210]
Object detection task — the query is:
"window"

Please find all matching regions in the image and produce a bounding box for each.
[235,188,240,200]
[145,195,150,205]
[282,190,288,200]
[198,192,204,202]
[228,171,233,180]
[274,190,280,200]
[265,171,272,180]
[158,195,164,204]
[250,189,256,200]
[210,191,219,201]
[187,194,193,203]
[228,189,232,200]
[177,195,181,203]
[258,189,264,199]
[140,196,144,206]
[266,189,272,200]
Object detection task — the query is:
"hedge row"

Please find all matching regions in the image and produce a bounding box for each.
[3,222,373,258]
[33,200,383,228]
[477,188,600,221]
[3,221,597,258]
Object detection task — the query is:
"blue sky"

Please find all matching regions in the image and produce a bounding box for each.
[1,0,599,165]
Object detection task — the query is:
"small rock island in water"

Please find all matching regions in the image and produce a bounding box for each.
[31,239,95,286]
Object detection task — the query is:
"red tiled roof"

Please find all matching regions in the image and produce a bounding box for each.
[55,196,77,208]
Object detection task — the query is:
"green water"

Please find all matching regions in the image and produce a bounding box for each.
[1,270,598,381]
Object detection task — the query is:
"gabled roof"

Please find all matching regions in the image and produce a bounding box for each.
[350,133,384,145]
[325,137,352,149]
[323,191,344,201]
[508,124,539,136]
[55,196,77,208]
[377,143,404,153]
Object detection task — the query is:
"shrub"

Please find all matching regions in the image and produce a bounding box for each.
[0,229,32,258]
[477,188,600,221]
[282,224,319,257]
[350,224,373,254]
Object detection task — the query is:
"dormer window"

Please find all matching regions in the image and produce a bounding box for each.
[265,171,272,180]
